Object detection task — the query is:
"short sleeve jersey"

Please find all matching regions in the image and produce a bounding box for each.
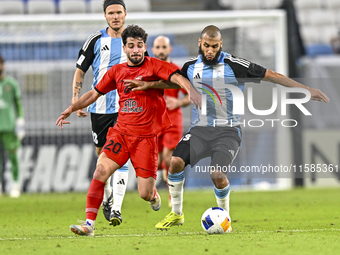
[0,76,22,132]
[95,56,180,137]
[182,52,266,127]
[76,28,127,114]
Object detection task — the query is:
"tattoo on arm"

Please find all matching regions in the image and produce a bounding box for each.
[73,81,83,98]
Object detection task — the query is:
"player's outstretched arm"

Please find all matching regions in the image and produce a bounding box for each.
[125,73,192,93]
[123,79,181,90]
[263,69,330,103]
[169,73,203,108]
[165,94,190,110]
[56,89,101,129]
[72,68,88,117]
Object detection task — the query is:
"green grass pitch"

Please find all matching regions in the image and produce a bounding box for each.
[0,188,339,255]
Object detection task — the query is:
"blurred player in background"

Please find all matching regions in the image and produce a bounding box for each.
[152,36,190,206]
[153,25,330,231]
[57,25,193,236]
[0,55,25,198]
[72,0,129,226]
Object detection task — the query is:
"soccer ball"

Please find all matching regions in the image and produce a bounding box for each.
[201,207,231,234]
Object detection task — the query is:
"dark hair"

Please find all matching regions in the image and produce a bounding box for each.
[103,0,126,12]
[122,25,148,45]
[0,55,4,64]
[200,25,222,39]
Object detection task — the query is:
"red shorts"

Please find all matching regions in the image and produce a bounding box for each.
[102,127,158,179]
[157,124,183,153]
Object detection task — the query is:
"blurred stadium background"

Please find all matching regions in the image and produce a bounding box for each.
[0,0,339,194]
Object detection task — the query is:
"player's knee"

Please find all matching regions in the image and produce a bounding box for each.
[93,164,107,181]
[139,189,154,201]
[169,156,185,173]
[211,171,229,189]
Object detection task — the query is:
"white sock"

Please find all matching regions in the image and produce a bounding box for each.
[86,219,95,228]
[112,169,128,212]
[214,184,230,219]
[103,176,112,202]
[168,171,185,216]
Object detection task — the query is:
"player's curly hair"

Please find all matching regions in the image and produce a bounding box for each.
[122,25,148,45]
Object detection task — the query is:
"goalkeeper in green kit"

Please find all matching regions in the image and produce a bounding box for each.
[0,55,25,198]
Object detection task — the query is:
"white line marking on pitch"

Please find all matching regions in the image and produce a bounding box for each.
[0,229,339,241]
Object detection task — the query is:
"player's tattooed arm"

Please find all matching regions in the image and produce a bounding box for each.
[72,68,88,117]
[73,81,82,99]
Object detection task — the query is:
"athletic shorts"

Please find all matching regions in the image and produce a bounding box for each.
[0,131,20,151]
[91,113,118,148]
[157,124,183,153]
[172,126,242,168]
[102,127,158,179]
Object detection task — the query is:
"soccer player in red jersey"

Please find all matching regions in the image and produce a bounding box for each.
[56,25,193,236]
[152,36,190,206]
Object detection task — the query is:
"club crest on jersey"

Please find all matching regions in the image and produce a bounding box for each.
[121,99,143,113]
[135,76,143,81]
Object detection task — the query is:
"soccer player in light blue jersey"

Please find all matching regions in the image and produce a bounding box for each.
[151,25,330,231]
[72,0,129,226]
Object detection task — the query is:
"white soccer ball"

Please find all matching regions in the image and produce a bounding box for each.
[201,207,231,234]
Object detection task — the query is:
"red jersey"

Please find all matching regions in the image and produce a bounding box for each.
[95,56,180,137]
[164,62,187,127]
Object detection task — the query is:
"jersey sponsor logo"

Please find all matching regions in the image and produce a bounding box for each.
[135,75,143,81]
[76,54,86,66]
[194,73,201,79]
[101,45,110,51]
[121,99,143,113]
[117,179,125,185]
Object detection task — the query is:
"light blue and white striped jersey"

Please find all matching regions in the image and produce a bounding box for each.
[76,28,127,114]
[182,51,266,127]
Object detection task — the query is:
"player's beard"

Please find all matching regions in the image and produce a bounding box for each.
[128,53,144,64]
[199,46,222,65]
